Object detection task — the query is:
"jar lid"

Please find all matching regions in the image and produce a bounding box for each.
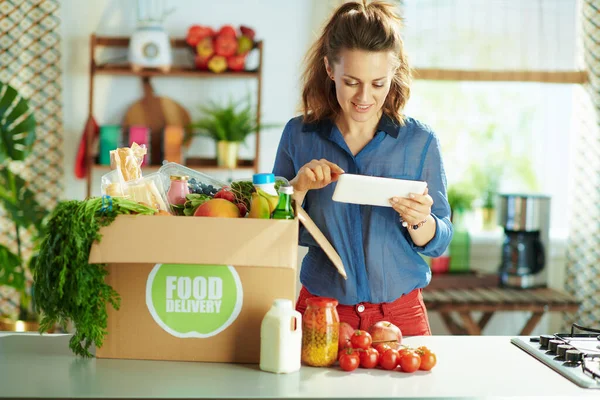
[170,175,189,181]
[253,173,275,185]
[306,297,338,308]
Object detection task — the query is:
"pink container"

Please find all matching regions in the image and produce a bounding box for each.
[129,125,150,165]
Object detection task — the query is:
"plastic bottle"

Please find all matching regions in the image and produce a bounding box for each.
[260,299,302,374]
[271,185,295,220]
[253,173,278,196]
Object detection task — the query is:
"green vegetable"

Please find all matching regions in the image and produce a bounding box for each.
[183,193,211,216]
[32,197,156,357]
[230,181,254,209]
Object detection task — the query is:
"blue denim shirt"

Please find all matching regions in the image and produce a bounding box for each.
[272,114,453,305]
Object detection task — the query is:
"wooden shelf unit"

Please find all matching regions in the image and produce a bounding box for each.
[85,34,263,197]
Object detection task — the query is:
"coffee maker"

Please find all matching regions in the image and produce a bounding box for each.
[498,194,551,288]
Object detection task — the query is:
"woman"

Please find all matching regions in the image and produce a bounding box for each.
[272,0,453,336]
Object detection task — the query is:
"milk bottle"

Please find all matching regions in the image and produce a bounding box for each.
[259,299,302,374]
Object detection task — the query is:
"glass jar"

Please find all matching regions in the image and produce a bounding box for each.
[301,297,339,367]
[167,175,190,206]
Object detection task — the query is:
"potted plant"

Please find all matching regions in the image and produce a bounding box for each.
[0,81,49,331]
[190,94,260,169]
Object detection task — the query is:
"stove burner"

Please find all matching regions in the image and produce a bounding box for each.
[513,323,600,389]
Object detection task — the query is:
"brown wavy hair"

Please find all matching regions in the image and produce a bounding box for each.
[301,0,411,125]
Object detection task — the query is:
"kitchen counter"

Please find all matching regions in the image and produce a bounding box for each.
[0,333,596,399]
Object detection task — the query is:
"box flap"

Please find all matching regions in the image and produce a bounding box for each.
[89,215,298,268]
[296,207,347,280]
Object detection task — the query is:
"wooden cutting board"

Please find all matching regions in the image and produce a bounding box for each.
[123,77,191,165]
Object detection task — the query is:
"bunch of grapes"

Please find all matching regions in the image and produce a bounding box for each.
[188,178,218,197]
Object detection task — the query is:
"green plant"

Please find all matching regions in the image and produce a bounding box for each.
[0,81,49,321]
[32,197,156,357]
[447,182,478,214]
[190,94,260,143]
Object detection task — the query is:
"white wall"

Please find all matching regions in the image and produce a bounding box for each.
[59,0,337,200]
[58,0,570,337]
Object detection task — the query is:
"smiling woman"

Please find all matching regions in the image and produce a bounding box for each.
[272,0,453,335]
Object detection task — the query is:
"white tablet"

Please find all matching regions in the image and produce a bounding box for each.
[332,174,427,207]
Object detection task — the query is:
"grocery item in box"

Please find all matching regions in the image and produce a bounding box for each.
[128,126,150,166]
[110,143,146,183]
[125,172,170,212]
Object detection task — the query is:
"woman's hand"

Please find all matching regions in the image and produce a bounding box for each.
[291,159,345,192]
[390,187,433,226]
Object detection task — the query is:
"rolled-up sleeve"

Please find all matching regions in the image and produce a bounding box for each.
[272,119,297,181]
[405,132,453,257]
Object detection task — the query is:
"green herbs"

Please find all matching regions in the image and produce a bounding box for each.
[230,180,254,209]
[32,197,156,357]
[183,193,211,216]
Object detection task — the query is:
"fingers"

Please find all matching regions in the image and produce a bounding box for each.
[297,159,343,190]
[324,160,345,175]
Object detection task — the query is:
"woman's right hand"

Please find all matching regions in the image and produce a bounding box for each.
[291,159,345,193]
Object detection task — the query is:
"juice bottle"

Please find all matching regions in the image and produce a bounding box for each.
[271,185,295,220]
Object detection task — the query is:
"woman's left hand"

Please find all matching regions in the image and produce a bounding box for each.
[389,188,433,226]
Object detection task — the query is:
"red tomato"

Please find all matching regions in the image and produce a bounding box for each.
[399,351,421,373]
[417,346,431,355]
[339,350,360,372]
[359,347,379,369]
[374,343,391,354]
[419,351,437,371]
[398,347,412,358]
[350,330,372,350]
[379,349,399,370]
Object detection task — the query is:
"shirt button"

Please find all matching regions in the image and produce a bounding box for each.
[357,304,365,313]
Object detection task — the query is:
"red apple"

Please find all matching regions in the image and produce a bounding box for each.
[367,321,402,349]
[339,322,355,351]
[214,189,236,203]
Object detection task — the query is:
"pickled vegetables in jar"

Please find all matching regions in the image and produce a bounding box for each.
[301,297,339,367]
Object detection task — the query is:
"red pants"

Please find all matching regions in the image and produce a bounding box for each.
[296,287,432,336]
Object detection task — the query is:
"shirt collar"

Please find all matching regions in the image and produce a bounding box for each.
[301,113,400,139]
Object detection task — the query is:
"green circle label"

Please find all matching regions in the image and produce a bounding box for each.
[146,264,243,338]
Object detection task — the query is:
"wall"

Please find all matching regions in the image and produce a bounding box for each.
[58,0,571,336]
[59,0,336,200]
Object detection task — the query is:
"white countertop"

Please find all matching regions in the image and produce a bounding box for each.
[0,333,596,399]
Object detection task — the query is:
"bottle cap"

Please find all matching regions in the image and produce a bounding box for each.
[253,173,275,185]
[278,185,294,195]
[273,299,293,309]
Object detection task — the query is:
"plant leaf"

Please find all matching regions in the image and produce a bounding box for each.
[0,81,37,161]
[0,168,48,231]
[0,243,24,292]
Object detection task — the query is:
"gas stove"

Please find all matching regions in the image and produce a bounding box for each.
[511,323,600,389]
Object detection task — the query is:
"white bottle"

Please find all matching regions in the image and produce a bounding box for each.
[253,173,278,196]
[259,299,302,374]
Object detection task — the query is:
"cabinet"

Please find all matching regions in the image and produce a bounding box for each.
[85,34,263,197]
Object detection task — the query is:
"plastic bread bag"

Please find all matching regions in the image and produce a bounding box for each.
[101,169,128,198]
[124,172,171,213]
[110,143,146,184]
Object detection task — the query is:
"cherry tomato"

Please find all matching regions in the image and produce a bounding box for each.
[379,348,399,370]
[374,343,391,355]
[350,330,372,350]
[399,351,421,373]
[359,347,379,369]
[339,349,360,372]
[419,351,437,371]
[417,346,431,355]
[398,347,412,358]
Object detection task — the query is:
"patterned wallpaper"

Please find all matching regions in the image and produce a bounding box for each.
[0,0,64,317]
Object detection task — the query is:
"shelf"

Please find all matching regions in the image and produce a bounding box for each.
[94,64,260,79]
[92,158,256,172]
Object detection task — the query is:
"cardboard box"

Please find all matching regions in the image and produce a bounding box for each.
[88,209,345,363]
